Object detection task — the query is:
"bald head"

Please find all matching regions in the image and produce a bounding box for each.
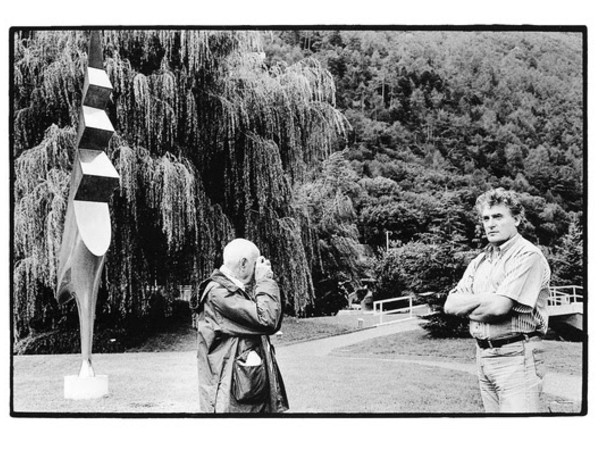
[222,238,260,283]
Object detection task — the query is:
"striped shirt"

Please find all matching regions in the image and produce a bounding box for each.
[451,233,551,340]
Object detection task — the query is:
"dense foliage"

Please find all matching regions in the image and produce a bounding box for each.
[266,30,584,300]
[373,240,477,299]
[294,151,370,315]
[13,30,347,343]
[13,29,584,349]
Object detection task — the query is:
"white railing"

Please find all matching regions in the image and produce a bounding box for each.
[548,285,583,307]
[373,295,429,326]
[372,286,584,326]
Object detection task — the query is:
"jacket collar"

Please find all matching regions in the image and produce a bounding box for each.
[218,265,246,290]
[209,269,246,293]
[195,269,249,308]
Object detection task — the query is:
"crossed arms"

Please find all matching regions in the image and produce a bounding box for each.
[443,292,515,323]
[444,250,543,323]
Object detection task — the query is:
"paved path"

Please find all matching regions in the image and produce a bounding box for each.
[277,317,423,357]
[276,318,583,413]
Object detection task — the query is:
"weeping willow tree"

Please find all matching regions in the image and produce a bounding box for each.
[292,151,368,315]
[13,29,348,341]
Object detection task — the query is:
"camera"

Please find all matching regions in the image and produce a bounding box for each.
[254,256,273,280]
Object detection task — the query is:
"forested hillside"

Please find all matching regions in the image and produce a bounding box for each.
[12,29,584,350]
[265,30,584,302]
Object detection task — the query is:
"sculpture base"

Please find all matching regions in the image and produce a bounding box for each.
[64,375,109,400]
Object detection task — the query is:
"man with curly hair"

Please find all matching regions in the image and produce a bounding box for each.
[444,188,550,413]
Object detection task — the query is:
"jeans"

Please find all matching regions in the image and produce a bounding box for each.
[476,337,545,413]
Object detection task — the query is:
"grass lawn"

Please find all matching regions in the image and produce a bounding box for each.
[309,327,583,413]
[126,311,418,351]
[333,328,583,376]
[280,351,484,413]
[12,352,199,413]
[275,312,381,345]
[14,347,486,414]
[13,318,583,414]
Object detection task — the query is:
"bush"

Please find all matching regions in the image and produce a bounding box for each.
[13,327,131,355]
[373,239,477,299]
[418,293,470,338]
[547,216,584,286]
[13,294,193,355]
[303,278,349,317]
[372,238,477,337]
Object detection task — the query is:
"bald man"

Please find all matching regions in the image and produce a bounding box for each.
[190,238,288,413]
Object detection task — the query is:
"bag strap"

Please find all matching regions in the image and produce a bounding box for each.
[200,281,218,304]
[190,280,218,314]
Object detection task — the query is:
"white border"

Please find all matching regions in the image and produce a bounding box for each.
[2,1,597,448]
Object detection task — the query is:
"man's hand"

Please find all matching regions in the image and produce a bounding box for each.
[255,256,273,281]
[468,294,514,322]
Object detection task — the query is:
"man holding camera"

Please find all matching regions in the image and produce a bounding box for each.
[191,238,288,413]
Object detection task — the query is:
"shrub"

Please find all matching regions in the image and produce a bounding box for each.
[373,239,477,299]
[13,328,131,355]
[303,278,349,317]
[418,293,470,338]
[372,238,477,337]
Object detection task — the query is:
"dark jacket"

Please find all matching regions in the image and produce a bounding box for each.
[191,269,288,413]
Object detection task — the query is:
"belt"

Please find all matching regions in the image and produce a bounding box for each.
[476,332,538,349]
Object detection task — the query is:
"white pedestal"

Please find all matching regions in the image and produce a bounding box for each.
[64,375,109,400]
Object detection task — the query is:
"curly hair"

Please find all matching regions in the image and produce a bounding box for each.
[475,188,524,220]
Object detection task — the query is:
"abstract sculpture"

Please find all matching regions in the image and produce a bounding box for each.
[56,31,120,399]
